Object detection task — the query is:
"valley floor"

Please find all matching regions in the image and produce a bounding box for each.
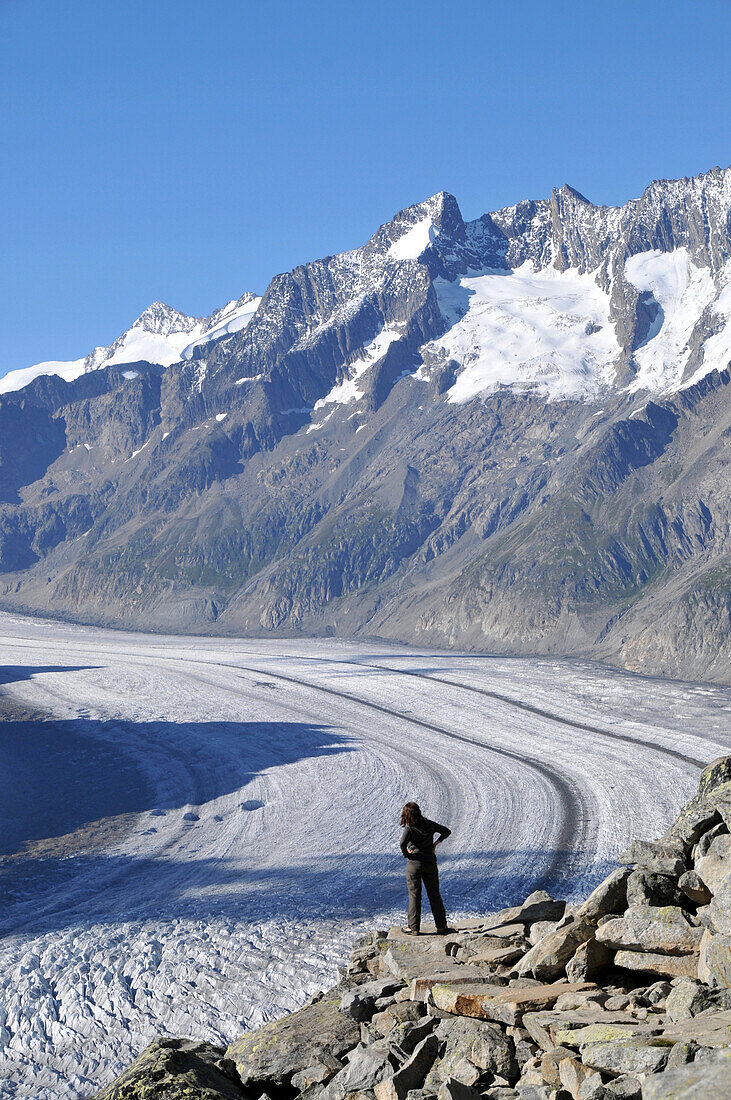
[0,614,728,1098]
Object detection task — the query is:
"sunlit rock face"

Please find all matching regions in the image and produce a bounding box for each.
[0,166,730,682]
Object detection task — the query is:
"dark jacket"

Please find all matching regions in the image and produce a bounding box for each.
[400,818,451,862]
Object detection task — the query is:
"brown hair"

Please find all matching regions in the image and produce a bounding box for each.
[401,801,422,827]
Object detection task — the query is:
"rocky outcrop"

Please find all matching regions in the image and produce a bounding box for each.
[92,756,731,1099]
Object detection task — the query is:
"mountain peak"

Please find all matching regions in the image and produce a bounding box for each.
[132,301,200,336]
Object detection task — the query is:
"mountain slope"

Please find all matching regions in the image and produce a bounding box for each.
[0,166,729,682]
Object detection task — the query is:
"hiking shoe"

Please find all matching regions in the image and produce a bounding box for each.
[435,927,457,935]
[400,927,420,935]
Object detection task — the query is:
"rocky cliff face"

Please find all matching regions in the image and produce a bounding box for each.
[0,167,730,681]
[91,756,731,1099]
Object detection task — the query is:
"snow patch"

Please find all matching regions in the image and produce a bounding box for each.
[235,374,263,385]
[122,370,140,380]
[431,263,621,402]
[388,218,437,261]
[314,327,402,410]
[126,439,150,461]
[625,249,718,392]
[0,357,86,395]
[215,413,228,422]
[181,296,262,360]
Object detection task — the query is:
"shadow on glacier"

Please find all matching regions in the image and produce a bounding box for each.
[0,663,99,685]
[0,845,617,939]
[0,714,352,857]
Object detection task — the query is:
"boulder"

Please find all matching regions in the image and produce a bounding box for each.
[576,870,631,923]
[677,870,712,906]
[708,884,731,934]
[641,1047,731,1098]
[410,969,491,1002]
[595,906,703,956]
[320,1042,396,1100]
[558,1055,597,1099]
[515,920,595,981]
[626,871,684,910]
[601,1076,641,1099]
[436,1080,481,1100]
[698,929,731,988]
[613,949,698,979]
[617,841,685,878]
[538,1046,574,1087]
[341,981,405,1021]
[374,1035,440,1100]
[93,1038,247,1100]
[578,1037,669,1076]
[227,994,359,1087]
[481,892,566,932]
[566,938,613,983]
[694,821,727,860]
[529,921,561,946]
[665,978,711,1021]
[373,1002,425,1035]
[391,1018,436,1056]
[695,833,731,894]
[291,1057,344,1091]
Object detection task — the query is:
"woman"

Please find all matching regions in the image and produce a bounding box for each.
[399,801,452,935]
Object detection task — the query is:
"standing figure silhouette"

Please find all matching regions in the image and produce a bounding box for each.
[399,801,452,935]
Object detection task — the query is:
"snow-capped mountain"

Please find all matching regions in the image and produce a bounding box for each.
[0,293,261,394]
[0,166,729,682]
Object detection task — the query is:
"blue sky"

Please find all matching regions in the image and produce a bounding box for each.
[2,0,729,375]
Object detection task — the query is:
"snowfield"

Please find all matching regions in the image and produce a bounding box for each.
[0,614,728,1098]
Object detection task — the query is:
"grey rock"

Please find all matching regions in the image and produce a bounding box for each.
[709,884,731,934]
[641,1047,731,1098]
[374,1035,440,1100]
[436,1081,480,1100]
[341,981,404,1021]
[698,929,731,988]
[695,833,731,894]
[579,1036,669,1076]
[227,993,359,1087]
[626,871,685,910]
[322,1042,397,1100]
[665,979,710,1021]
[576,869,631,923]
[516,920,596,980]
[92,1038,247,1100]
[617,841,685,878]
[677,870,712,906]
[390,1019,436,1057]
[566,938,613,983]
[601,1076,641,1099]
[595,905,703,956]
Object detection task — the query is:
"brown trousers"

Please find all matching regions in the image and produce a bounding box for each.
[406,859,447,931]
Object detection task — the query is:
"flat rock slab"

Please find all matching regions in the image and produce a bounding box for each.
[596,905,703,956]
[431,981,595,1026]
[226,994,359,1087]
[614,949,698,979]
[521,1009,645,1052]
[661,1007,731,1048]
[383,940,454,980]
[410,968,495,1001]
